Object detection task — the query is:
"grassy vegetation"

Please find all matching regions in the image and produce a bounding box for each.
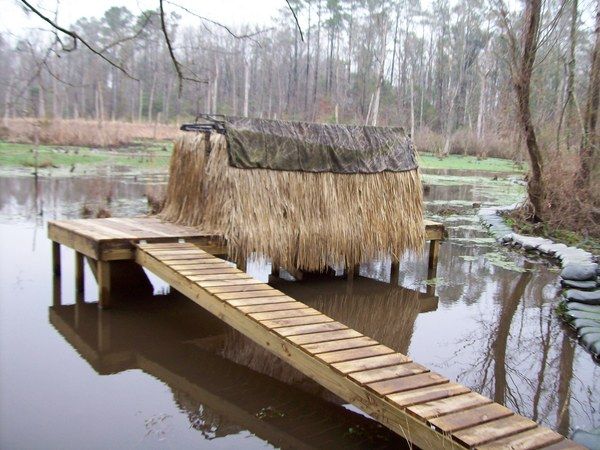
[0,140,171,170]
[419,152,525,173]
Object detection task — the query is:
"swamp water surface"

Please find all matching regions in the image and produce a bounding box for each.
[0,165,598,449]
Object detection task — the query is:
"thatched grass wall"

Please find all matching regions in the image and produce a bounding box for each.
[160,132,424,272]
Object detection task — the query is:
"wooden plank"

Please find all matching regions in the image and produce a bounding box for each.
[107,217,175,238]
[249,308,322,321]
[198,279,264,287]
[48,223,99,259]
[425,221,445,241]
[428,403,513,433]
[78,220,136,239]
[179,268,240,275]
[188,273,252,282]
[408,392,492,420]
[349,362,429,384]
[537,440,588,450]
[451,415,538,447]
[138,242,197,249]
[216,290,285,300]
[332,353,411,374]
[206,284,271,294]
[367,372,447,396]
[152,254,216,261]
[227,296,293,307]
[238,302,308,314]
[387,383,471,408]
[97,218,163,238]
[170,262,233,271]
[156,255,217,266]
[476,427,564,450]
[147,250,207,256]
[273,322,347,337]
[260,315,333,329]
[161,258,223,265]
[316,344,394,364]
[287,329,363,345]
[302,337,378,354]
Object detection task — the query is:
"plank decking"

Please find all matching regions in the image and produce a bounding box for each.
[48,216,444,262]
[134,242,581,450]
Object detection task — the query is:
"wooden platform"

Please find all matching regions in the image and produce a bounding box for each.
[48,216,224,261]
[48,216,445,307]
[131,242,581,450]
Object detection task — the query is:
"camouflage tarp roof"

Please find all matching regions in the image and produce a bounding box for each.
[222,117,418,173]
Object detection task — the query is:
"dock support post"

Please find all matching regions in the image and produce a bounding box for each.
[52,241,62,306]
[75,251,84,302]
[52,272,61,307]
[390,260,400,285]
[97,260,112,309]
[427,240,440,279]
[52,241,61,276]
[427,240,440,296]
[271,263,279,278]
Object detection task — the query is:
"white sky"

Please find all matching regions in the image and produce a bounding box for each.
[0,0,284,37]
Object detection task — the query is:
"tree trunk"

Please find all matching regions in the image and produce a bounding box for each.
[513,0,544,220]
[579,0,600,186]
[243,57,251,117]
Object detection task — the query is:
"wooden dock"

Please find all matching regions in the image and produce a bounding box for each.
[48,216,444,307]
[46,217,582,449]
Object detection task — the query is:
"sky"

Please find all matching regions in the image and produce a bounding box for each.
[0,0,284,37]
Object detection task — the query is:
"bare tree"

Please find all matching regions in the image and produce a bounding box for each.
[495,0,545,220]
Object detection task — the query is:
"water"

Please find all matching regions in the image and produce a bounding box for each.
[0,167,598,449]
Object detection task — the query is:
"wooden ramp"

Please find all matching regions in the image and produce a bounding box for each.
[135,242,581,450]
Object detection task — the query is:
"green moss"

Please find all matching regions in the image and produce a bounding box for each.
[418,152,524,173]
[483,251,529,273]
[0,140,171,170]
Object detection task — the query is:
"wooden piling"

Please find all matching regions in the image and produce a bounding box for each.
[52,241,61,277]
[97,261,112,309]
[75,251,84,302]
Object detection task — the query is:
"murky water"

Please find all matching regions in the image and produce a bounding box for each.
[0,166,598,449]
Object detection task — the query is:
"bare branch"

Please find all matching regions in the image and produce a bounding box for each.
[17,0,138,80]
[285,0,305,42]
[164,0,272,45]
[159,0,207,96]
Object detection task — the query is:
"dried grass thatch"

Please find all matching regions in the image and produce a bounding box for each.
[161,131,424,272]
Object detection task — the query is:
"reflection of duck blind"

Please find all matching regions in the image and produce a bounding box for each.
[218,281,421,388]
[308,286,420,355]
[161,119,424,272]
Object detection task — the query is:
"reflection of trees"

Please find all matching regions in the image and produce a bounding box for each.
[0,174,161,221]
[450,264,599,435]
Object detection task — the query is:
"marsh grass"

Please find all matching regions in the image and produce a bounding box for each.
[3,118,177,147]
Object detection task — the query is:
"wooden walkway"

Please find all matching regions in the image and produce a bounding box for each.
[134,242,581,450]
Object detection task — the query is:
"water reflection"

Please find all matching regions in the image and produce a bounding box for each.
[218,277,437,395]
[49,294,408,449]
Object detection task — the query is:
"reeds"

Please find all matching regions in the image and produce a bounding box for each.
[161,132,425,272]
[3,118,177,147]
